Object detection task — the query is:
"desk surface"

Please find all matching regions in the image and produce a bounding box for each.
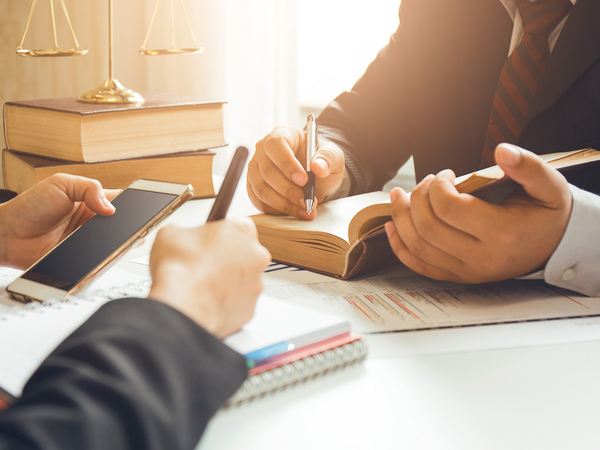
[120,186,600,450]
[200,340,600,450]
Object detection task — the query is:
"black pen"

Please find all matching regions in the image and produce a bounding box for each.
[206,146,249,222]
[304,114,317,214]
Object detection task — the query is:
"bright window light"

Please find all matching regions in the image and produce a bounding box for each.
[297,1,401,108]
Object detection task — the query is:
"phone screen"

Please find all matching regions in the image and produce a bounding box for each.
[21,188,177,290]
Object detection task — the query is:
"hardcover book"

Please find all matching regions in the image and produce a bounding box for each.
[3,148,217,198]
[4,93,226,163]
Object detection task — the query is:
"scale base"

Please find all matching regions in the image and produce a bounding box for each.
[78,79,144,104]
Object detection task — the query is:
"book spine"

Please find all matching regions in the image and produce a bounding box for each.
[222,338,369,409]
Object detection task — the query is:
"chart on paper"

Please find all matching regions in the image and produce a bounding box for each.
[263,264,600,333]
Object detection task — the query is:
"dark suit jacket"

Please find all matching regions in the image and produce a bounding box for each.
[317,0,600,195]
[0,298,247,450]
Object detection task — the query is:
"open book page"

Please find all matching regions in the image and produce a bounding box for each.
[547,147,600,167]
[0,267,147,397]
[251,191,390,245]
[454,148,600,194]
[263,264,600,334]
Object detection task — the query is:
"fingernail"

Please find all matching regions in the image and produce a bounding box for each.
[497,144,521,166]
[292,173,305,186]
[390,188,400,202]
[384,221,393,238]
[436,169,453,177]
[102,197,115,210]
[314,157,329,172]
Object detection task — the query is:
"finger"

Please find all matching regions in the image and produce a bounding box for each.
[246,178,315,220]
[262,127,308,187]
[409,174,480,258]
[494,144,570,208]
[231,217,260,239]
[427,170,502,237]
[53,174,116,216]
[384,221,463,282]
[310,141,345,179]
[257,156,306,208]
[103,189,121,201]
[388,186,465,270]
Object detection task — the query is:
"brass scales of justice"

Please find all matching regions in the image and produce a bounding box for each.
[16,0,204,104]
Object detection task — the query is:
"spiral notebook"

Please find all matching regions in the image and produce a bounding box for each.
[0,267,367,409]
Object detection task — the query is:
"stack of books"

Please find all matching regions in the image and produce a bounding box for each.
[2,92,226,197]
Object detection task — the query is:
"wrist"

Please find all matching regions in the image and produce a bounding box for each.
[149,263,222,336]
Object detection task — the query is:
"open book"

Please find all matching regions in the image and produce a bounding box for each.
[457,147,600,203]
[251,148,600,279]
[252,191,394,279]
[0,266,367,409]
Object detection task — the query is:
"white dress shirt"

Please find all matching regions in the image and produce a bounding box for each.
[543,185,600,296]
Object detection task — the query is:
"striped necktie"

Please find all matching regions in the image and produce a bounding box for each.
[480,0,572,167]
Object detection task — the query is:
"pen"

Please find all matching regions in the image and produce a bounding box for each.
[206,146,249,222]
[304,114,317,214]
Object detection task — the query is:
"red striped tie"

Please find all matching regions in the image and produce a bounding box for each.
[480,0,572,167]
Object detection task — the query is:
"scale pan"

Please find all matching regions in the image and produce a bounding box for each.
[140,47,204,56]
[16,48,88,57]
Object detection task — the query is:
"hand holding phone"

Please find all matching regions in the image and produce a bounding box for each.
[0,174,119,271]
[8,179,193,303]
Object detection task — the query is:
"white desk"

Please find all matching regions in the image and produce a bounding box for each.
[199,339,600,450]
[120,190,600,450]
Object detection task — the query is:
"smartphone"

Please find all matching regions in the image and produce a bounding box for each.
[7,179,194,303]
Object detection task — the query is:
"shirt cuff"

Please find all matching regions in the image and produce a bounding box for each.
[542,184,600,297]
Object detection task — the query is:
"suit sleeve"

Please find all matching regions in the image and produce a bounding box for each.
[0,298,247,450]
[316,3,412,195]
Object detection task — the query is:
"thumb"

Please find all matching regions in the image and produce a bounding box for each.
[55,174,116,216]
[494,144,568,206]
[310,141,345,179]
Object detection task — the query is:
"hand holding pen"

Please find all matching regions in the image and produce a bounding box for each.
[246,120,346,220]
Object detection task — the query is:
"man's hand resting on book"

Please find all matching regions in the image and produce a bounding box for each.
[384,144,573,283]
[0,174,118,270]
[148,219,271,338]
[247,126,346,219]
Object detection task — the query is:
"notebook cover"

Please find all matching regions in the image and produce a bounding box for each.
[249,332,359,374]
